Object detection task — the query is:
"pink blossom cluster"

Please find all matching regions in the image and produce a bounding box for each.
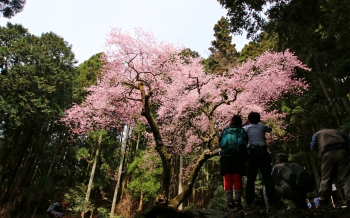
[62,28,310,156]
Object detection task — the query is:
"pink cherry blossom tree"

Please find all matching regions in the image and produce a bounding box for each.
[63,28,310,208]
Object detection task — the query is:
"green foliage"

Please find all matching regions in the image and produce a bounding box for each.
[64,183,95,214]
[0,22,76,130]
[126,150,162,203]
[183,203,199,214]
[34,176,55,193]
[0,0,26,18]
[76,147,91,161]
[239,32,278,62]
[340,117,350,134]
[97,207,122,218]
[73,53,103,103]
[179,48,200,64]
[207,17,239,74]
[0,23,78,214]
[208,185,226,209]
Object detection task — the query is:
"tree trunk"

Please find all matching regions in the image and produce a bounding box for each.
[192,184,196,206]
[82,131,103,217]
[317,77,341,126]
[110,124,130,217]
[85,131,103,201]
[169,149,220,208]
[138,189,143,211]
[135,132,140,155]
[10,144,34,205]
[31,141,61,218]
[139,82,172,205]
[178,154,184,210]
[341,96,350,116]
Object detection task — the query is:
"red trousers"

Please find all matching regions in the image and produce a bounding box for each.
[223,173,242,191]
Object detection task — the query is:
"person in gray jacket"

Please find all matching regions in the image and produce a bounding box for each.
[310,128,350,209]
[263,153,308,209]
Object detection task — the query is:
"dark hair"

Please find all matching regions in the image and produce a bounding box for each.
[274,153,288,162]
[230,115,242,127]
[248,112,260,124]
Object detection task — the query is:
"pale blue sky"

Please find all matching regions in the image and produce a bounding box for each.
[0,0,250,64]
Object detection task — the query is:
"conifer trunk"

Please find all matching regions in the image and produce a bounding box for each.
[110,125,130,217]
[85,131,103,201]
[82,131,103,217]
[31,142,61,218]
[317,77,341,126]
[138,189,143,211]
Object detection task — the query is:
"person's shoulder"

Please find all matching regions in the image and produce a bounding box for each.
[272,163,283,170]
[278,162,290,168]
[221,126,230,133]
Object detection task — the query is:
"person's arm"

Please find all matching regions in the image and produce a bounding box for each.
[263,124,272,133]
[310,134,318,151]
[271,165,281,184]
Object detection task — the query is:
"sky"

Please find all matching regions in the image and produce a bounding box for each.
[0,0,250,65]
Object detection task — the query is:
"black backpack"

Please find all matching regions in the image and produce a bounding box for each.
[285,163,315,193]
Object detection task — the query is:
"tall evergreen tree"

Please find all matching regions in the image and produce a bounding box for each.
[207,17,239,74]
[0,22,76,216]
[73,52,103,104]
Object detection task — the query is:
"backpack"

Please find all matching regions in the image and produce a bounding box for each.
[220,127,247,157]
[285,163,315,193]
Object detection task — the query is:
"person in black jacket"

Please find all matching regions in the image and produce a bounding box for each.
[47,201,65,218]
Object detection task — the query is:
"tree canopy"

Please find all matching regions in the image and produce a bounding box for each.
[0,0,26,18]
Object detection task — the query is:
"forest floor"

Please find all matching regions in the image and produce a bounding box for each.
[196,206,350,218]
[140,205,349,218]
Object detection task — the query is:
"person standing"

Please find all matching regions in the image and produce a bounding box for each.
[219,115,248,210]
[310,128,350,209]
[243,112,276,210]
